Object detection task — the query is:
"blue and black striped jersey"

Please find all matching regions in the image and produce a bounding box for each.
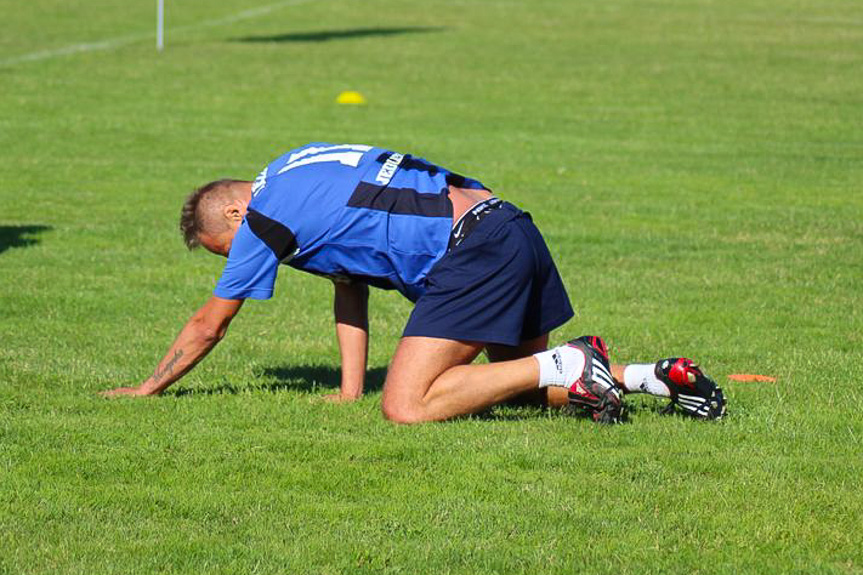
[214,143,487,302]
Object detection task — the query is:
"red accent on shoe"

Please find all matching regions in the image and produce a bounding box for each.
[570,380,597,401]
[667,358,698,389]
[568,336,609,362]
[589,336,609,362]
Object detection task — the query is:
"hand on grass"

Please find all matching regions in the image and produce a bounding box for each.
[100,386,149,398]
[322,392,360,404]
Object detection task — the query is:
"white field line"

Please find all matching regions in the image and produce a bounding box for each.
[0,0,322,67]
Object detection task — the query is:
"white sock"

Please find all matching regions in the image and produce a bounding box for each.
[534,345,586,388]
[623,363,670,397]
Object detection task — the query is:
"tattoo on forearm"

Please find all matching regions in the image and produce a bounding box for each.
[153,350,184,383]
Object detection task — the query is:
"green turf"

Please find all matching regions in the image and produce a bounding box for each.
[1,0,862,573]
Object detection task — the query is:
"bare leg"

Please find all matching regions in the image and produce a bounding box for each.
[612,364,626,386]
[485,334,567,408]
[381,336,543,424]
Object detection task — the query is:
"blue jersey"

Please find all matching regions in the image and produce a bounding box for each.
[214,143,487,302]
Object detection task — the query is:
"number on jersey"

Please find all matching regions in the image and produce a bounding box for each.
[276,144,373,175]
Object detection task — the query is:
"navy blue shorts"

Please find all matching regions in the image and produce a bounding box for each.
[403,202,573,346]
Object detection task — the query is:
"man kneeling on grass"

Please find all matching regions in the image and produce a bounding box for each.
[104,143,726,423]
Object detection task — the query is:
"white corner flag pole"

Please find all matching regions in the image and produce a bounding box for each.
[156,0,165,51]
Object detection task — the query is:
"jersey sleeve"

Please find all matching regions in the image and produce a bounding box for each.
[214,222,279,300]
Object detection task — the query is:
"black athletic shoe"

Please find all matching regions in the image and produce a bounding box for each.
[566,336,624,424]
[655,358,726,419]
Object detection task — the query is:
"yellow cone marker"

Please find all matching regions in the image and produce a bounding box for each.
[336,91,367,105]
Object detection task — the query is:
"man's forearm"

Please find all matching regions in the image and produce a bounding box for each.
[336,322,368,398]
[137,321,222,395]
[106,296,244,397]
[333,282,369,399]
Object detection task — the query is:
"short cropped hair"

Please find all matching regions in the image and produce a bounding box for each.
[179,179,245,249]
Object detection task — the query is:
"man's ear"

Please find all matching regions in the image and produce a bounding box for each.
[223,199,245,224]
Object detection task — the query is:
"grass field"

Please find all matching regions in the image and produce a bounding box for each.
[2,0,862,573]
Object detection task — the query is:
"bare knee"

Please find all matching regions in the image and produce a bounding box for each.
[381,336,485,423]
[381,399,427,424]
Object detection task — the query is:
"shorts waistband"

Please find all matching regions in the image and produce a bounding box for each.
[448,197,504,251]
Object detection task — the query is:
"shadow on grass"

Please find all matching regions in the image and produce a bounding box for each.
[167,368,675,423]
[475,400,675,423]
[0,225,51,255]
[233,26,444,43]
[169,367,652,424]
[478,405,632,423]
[169,364,388,397]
